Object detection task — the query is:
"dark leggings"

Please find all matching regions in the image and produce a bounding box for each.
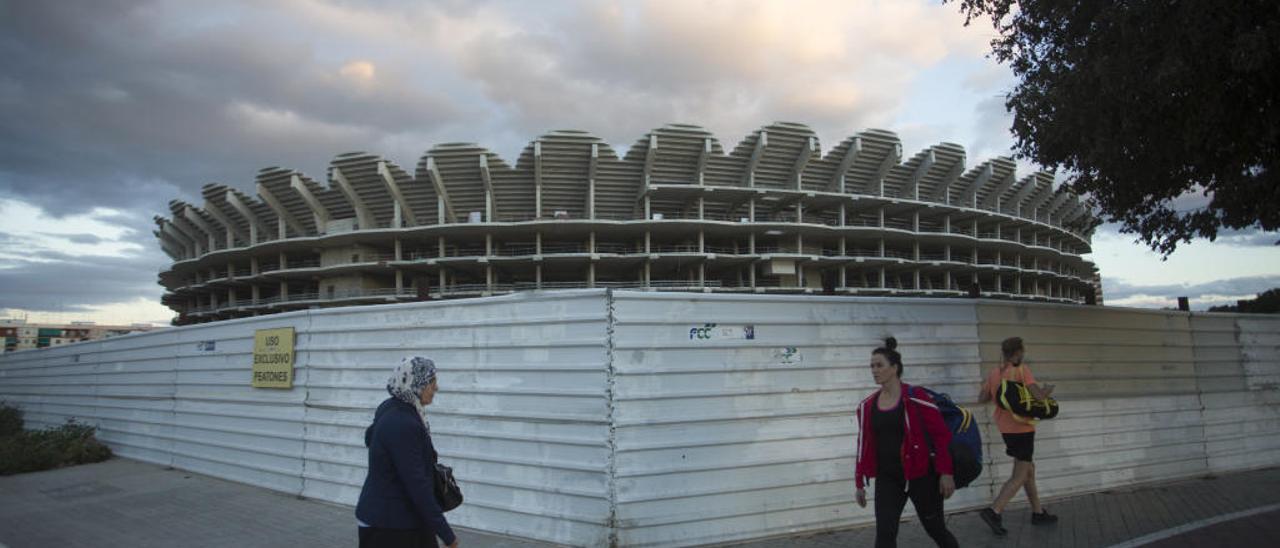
[874,473,959,548]
[357,526,438,548]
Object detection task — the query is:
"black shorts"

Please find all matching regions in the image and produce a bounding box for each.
[1002,432,1035,462]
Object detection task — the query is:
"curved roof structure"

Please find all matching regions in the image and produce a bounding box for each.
[155,122,1099,324]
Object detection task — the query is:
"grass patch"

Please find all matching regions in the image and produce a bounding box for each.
[0,402,112,476]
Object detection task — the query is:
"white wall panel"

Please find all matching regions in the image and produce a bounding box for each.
[2,293,1279,547]
[1202,314,1280,473]
[297,291,614,546]
[608,293,982,547]
[1239,315,1280,390]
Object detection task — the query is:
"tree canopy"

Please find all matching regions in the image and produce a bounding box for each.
[1208,288,1280,313]
[950,0,1280,254]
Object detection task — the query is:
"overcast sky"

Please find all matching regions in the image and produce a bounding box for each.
[1,0,1277,325]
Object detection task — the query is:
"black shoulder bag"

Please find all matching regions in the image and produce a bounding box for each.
[433,463,463,512]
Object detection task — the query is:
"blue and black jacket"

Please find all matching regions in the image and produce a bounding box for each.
[355,398,456,545]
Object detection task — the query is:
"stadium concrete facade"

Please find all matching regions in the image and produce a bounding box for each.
[155,122,1099,324]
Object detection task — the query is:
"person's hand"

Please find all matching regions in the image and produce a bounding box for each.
[855,488,867,508]
[939,474,956,500]
[446,541,458,548]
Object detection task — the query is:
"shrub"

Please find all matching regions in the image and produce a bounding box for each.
[0,413,112,476]
[0,402,21,437]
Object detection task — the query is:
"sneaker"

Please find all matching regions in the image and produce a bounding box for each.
[1031,509,1059,525]
[979,507,1008,536]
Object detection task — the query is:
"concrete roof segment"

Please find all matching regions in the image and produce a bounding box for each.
[157,121,1097,249]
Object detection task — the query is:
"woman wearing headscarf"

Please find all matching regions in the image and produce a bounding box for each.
[356,357,458,548]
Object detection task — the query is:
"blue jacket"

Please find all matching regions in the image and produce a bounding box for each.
[355,398,456,545]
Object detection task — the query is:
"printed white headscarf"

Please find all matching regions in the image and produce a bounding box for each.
[386,356,437,434]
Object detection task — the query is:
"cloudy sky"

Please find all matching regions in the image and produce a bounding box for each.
[1,0,1277,325]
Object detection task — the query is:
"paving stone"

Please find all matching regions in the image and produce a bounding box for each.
[3,459,1278,547]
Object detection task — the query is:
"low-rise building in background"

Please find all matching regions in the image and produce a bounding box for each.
[1,319,159,352]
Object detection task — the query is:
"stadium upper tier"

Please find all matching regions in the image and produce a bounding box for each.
[155,122,1099,323]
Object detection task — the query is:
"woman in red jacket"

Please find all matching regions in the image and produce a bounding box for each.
[854,338,959,548]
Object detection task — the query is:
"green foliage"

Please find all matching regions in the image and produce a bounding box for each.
[1208,288,1280,313]
[0,407,112,476]
[949,0,1280,254]
[0,401,22,437]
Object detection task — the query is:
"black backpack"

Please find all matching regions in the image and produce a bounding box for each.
[912,386,983,488]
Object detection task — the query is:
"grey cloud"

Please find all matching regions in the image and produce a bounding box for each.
[1094,222,1278,247]
[0,248,167,312]
[968,94,1014,161]
[0,1,467,217]
[1103,274,1280,305]
[38,233,107,245]
[1215,229,1280,247]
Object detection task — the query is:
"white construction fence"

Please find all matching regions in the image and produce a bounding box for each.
[1,290,1277,546]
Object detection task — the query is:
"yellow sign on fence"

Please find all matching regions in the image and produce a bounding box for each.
[252,327,295,388]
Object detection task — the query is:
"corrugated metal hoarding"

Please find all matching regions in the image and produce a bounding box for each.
[1,290,1277,547]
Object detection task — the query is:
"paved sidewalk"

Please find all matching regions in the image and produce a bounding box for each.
[0,458,552,548]
[2,458,1278,547]
[729,467,1280,547]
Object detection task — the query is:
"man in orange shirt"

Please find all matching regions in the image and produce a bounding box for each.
[976,337,1058,536]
